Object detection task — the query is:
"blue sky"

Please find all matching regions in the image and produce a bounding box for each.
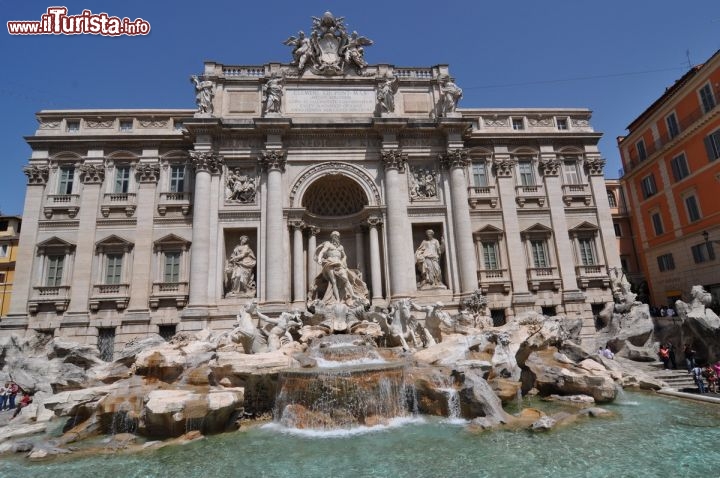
[1,1,718,215]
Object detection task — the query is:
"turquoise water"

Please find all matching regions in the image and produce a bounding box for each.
[3,392,720,478]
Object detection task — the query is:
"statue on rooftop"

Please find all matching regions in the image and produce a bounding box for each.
[190,75,214,115]
[438,75,462,116]
[282,12,373,76]
[263,75,284,114]
[377,76,398,114]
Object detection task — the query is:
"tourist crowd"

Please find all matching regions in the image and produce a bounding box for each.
[0,381,32,419]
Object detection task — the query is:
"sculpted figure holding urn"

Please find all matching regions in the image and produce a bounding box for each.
[225,236,257,297]
[415,229,446,289]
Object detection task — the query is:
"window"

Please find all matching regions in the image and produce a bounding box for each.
[651,212,664,235]
[518,161,534,186]
[700,83,716,114]
[481,241,499,270]
[66,120,80,133]
[0,221,8,232]
[640,174,657,199]
[670,154,690,181]
[685,195,701,222]
[530,240,549,268]
[562,160,580,185]
[541,306,556,317]
[104,253,123,284]
[0,244,7,257]
[666,113,680,139]
[705,129,720,161]
[691,243,715,263]
[636,139,647,161]
[491,309,506,327]
[556,118,568,130]
[578,238,596,265]
[163,251,181,283]
[614,223,622,237]
[119,120,133,132]
[170,165,186,192]
[58,166,74,195]
[607,190,617,207]
[512,118,524,130]
[97,328,116,362]
[657,253,675,272]
[158,324,177,341]
[46,254,64,286]
[114,166,131,193]
[0,273,6,283]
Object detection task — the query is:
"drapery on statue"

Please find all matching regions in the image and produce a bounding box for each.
[262,75,284,114]
[415,229,446,289]
[376,76,398,113]
[438,75,462,116]
[224,236,256,297]
[190,75,214,115]
[312,230,368,306]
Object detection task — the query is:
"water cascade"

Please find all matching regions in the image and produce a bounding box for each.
[273,335,411,429]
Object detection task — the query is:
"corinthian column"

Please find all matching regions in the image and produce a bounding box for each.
[306,226,319,293]
[67,163,104,315]
[367,216,383,301]
[127,162,160,312]
[259,150,287,304]
[8,166,49,320]
[188,151,223,308]
[290,219,305,304]
[440,148,477,295]
[381,150,415,297]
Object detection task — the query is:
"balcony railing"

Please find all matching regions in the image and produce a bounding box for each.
[576,264,610,289]
[476,268,511,293]
[101,193,136,217]
[527,266,561,291]
[150,281,189,308]
[395,68,433,79]
[467,185,498,208]
[561,183,591,206]
[90,283,130,310]
[515,184,546,207]
[158,191,192,216]
[43,195,80,219]
[28,285,71,313]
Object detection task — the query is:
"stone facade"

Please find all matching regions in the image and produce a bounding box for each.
[0,13,619,354]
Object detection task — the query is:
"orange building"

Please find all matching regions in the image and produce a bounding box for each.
[0,216,21,317]
[618,49,720,311]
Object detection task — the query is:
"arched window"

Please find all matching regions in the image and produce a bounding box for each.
[607,190,617,207]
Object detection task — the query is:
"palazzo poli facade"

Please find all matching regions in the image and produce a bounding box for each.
[2,13,620,354]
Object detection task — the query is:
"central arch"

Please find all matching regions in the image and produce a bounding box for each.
[289,162,381,208]
[302,174,368,217]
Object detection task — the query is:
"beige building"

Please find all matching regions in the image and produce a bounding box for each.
[0,13,620,356]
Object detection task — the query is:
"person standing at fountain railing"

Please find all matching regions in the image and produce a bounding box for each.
[0,382,8,411]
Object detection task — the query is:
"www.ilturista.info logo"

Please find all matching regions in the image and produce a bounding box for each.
[7,7,150,36]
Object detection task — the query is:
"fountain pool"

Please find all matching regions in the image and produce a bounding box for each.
[4,391,720,477]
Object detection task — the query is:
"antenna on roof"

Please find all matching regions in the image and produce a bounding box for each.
[685,49,692,69]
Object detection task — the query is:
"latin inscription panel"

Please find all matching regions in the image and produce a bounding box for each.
[285,88,375,114]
